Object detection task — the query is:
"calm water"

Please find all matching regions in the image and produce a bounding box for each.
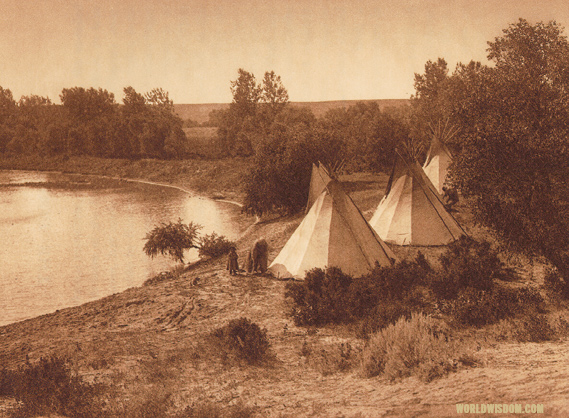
[0,170,248,326]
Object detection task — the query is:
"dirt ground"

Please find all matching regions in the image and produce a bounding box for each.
[1,165,568,417]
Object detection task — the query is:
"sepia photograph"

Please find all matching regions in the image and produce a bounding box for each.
[1,0,569,416]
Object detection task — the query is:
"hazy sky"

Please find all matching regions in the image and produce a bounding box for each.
[1,0,568,104]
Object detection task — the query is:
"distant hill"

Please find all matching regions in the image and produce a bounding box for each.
[174,99,409,124]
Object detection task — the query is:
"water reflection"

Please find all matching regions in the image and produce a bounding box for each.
[0,170,248,326]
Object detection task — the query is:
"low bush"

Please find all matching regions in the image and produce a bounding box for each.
[445,286,545,327]
[198,232,235,259]
[432,236,514,299]
[3,356,103,418]
[143,264,187,286]
[361,313,473,382]
[285,258,431,330]
[354,301,415,339]
[210,317,272,365]
[490,314,556,343]
[285,267,353,326]
[544,267,569,298]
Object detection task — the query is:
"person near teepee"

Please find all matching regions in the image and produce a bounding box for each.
[442,184,459,211]
[227,246,239,275]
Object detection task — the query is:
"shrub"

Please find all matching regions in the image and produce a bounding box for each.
[210,317,272,365]
[285,259,431,328]
[490,315,555,343]
[446,286,546,327]
[544,267,569,298]
[144,219,201,263]
[5,356,103,418]
[143,264,186,286]
[285,267,353,326]
[354,301,415,339]
[198,232,235,258]
[361,313,470,382]
[0,367,15,396]
[433,236,514,299]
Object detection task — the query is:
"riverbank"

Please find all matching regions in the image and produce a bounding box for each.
[1,158,569,417]
[0,154,252,203]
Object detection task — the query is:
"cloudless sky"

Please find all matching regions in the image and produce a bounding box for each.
[1,0,568,104]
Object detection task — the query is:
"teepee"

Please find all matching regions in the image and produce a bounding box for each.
[305,162,332,213]
[422,120,458,194]
[370,152,466,246]
[270,166,397,279]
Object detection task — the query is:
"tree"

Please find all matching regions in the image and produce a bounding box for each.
[143,219,202,264]
[230,69,260,118]
[260,71,289,118]
[425,19,569,279]
[318,102,409,172]
[123,86,147,114]
[59,87,118,156]
[242,106,337,216]
[217,69,290,156]
[410,58,452,156]
[144,88,174,113]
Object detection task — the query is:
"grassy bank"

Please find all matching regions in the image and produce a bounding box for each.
[0,154,252,202]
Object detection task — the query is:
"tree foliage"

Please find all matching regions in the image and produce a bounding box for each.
[143,219,201,264]
[412,19,569,277]
[0,85,186,159]
[242,106,340,216]
[217,68,290,156]
[318,101,410,171]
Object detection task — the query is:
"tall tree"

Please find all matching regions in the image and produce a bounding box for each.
[260,71,289,117]
[144,88,175,113]
[230,69,260,118]
[433,19,569,278]
[218,68,289,156]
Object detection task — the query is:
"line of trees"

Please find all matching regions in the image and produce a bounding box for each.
[0,86,186,159]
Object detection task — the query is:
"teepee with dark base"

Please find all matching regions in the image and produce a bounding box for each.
[422,120,458,194]
[370,152,466,246]
[270,165,396,279]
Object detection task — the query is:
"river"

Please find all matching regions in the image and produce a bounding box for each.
[0,170,249,326]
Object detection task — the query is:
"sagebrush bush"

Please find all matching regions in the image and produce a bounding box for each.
[198,232,235,258]
[285,267,353,326]
[285,259,431,330]
[210,317,272,365]
[433,236,513,299]
[543,267,569,298]
[445,286,545,327]
[4,356,103,418]
[354,301,414,339]
[143,264,185,286]
[490,314,555,343]
[361,313,469,382]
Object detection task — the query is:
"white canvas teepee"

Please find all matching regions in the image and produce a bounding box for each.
[422,121,458,194]
[270,172,397,279]
[305,162,332,213]
[370,153,466,246]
